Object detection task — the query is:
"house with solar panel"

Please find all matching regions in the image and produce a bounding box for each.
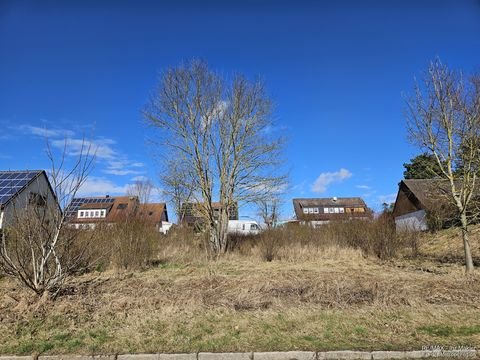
[292,197,372,228]
[65,195,170,232]
[0,170,59,231]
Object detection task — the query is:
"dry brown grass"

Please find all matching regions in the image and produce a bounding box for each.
[1,223,480,355]
[418,225,480,263]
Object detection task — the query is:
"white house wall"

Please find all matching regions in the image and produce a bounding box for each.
[395,209,428,232]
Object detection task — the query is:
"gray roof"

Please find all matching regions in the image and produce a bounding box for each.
[292,197,370,221]
[293,197,367,208]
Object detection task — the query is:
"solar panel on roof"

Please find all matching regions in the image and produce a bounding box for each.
[64,196,115,217]
[0,170,42,206]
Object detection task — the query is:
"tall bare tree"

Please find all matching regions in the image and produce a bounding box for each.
[144,60,286,254]
[0,138,95,295]
[127,178,154,204]
[405,59,480,273]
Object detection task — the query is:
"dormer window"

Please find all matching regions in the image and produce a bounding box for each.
[117,203,128,210]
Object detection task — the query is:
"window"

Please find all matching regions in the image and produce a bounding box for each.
[339,208,345,213]
[308,208,314,214]
[90,211,94,217]
[85,211,90,218]
[303,208,309,214]
[251,224,258,230]
[324,207,329,214]
[313,208,319,214]
[79,211,84,218]
[28,192,46,207]
[101,210,106,217]
[329,208,334,213]
[95,211,99,217]
[334,208,339,213]
[117,203,128,210]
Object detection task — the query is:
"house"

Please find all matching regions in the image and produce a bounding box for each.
[180,201,238,229]
[66,195,169,231]
[292,197,371,228]
[392,179,455,231]
[137,203,171,234]
[0,170,59,230]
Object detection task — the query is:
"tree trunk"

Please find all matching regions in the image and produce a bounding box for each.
[218,210,229,253]
[460,213,474,274]
[209,224,220,255]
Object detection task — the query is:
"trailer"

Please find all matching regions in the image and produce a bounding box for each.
[227,220,261,235]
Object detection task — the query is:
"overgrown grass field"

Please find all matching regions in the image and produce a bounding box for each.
[1,223,479,355]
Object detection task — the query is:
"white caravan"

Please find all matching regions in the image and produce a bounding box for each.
[227,220,261,235]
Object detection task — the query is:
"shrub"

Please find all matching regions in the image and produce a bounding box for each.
[109,218,159,270]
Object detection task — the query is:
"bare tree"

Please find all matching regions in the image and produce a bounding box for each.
[127,178,154,204]
[256,194,283,229]
[405,59,480,274]
[0,138,95,295]
[159,156,193,223]
[144,60,286,254]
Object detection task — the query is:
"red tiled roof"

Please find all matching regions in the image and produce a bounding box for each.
[137,203,167,225]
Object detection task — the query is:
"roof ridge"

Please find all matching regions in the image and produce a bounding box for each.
[0,169,44,172]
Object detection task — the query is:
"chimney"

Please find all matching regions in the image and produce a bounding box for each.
[332,197,337,202]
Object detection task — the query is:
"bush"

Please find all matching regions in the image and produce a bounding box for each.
[109,218,159,270]
[0,209,99,295]
[231,218,406,262]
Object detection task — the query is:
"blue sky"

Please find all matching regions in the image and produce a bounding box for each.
[1,0,480,219]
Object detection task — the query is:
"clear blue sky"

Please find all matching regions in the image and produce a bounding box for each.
[1,0,480,218]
